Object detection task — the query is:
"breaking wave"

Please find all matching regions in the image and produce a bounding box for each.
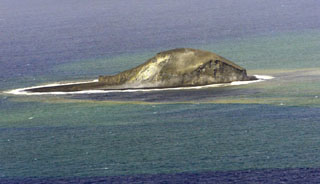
[4,75,274,95]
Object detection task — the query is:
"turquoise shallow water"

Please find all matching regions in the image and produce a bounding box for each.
[1,0,320,181]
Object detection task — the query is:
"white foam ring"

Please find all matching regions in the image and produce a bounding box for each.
[4,75,274,95]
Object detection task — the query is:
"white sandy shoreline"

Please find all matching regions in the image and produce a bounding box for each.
[4,75,274,96]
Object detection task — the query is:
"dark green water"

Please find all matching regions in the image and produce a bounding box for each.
[2,102,320,177]
[1,0,320,181]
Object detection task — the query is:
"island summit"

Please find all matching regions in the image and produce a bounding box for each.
[27,48,257,92]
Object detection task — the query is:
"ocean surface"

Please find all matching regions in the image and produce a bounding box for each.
[1,0,320,183]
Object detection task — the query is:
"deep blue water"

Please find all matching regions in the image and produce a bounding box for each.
[2,168,320,184]
[1,0,320,84]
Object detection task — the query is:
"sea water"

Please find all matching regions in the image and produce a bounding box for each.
[1,0,320,182]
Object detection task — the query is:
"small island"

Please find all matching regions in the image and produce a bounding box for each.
[27,48,257,92]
